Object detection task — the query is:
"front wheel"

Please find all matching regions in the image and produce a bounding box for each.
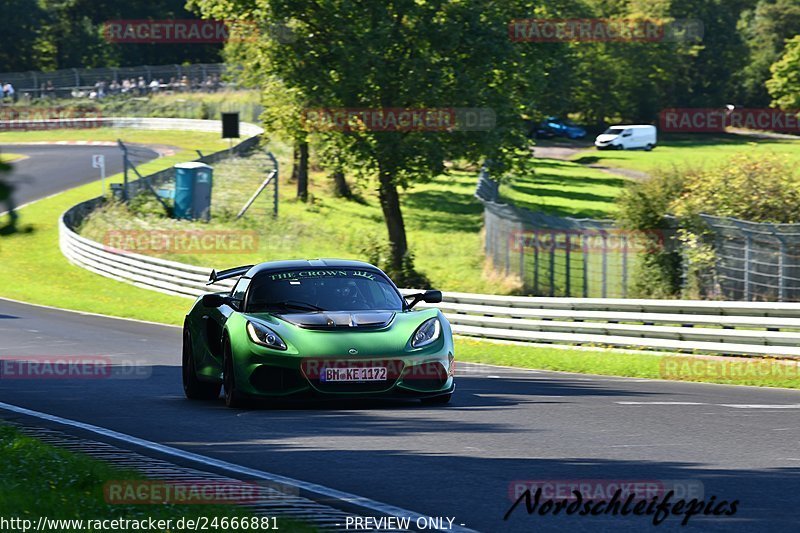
[645,143,654,151]
[182,329,221,400]
[223,339,248,408]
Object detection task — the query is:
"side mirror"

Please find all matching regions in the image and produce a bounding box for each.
[202,293,228,308]
[422,290,443,303]
[405,289,443,308]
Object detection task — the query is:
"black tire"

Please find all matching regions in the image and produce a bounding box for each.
[645,143,654,151]
[223,339,248,408]
[421,393,452,405]
[182,328,221,400]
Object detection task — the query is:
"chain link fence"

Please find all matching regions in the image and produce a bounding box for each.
[0,64,232,99]
[700,215,800,302]
[477,170,654,298]
[477,169,800,301]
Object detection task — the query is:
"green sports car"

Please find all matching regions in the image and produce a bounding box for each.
[182,259,454,407]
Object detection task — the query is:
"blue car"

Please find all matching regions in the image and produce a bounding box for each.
[537,117,587,139]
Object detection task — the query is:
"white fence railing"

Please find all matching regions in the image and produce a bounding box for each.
[56,118,800,359]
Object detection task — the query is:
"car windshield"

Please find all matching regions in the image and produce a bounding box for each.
[246,268,404,313]
[604,127,625,135]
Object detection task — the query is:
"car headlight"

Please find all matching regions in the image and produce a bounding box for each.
[410,318,441,348]
[247,321,287,350]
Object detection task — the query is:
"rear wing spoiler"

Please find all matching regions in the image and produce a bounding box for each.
[207,265,254,285]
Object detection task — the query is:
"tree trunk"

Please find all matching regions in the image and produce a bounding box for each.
[377,162,408,274]
[295,140,309,202]
[331,169,352,198]
[289,144,299,182]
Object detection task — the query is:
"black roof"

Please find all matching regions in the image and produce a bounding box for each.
[245,259,382,278]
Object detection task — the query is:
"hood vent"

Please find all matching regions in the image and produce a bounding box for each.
[277,311,395,329]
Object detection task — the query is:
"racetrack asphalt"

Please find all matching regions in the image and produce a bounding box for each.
[0,143,158,206]
[0,298,798,533]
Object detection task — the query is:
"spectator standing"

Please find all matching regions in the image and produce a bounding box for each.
[2,82,15,102]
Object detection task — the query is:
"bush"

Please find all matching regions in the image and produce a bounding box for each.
[672,154,800,223]
[617,154,800,299]
[617,166,686,298]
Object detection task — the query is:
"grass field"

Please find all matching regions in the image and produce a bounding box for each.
[0,128,233,147]
[78,150,523,294]
[571,133,800,174]
[77,138,632,294]
[0,152,24,163]
[501,158,625,218]
[0,424,313,532]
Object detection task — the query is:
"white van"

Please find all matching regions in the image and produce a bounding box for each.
[595,124,657,151]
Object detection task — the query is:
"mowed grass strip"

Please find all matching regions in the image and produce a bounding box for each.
[570,133,800,174]
[0,424,315,532]
[456,338,800,389]
[500,157,625,218]
[0,153,25,163]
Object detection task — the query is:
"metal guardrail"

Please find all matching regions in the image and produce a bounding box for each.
[56,118,800,359]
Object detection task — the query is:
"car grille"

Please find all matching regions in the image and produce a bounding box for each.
[249,365,307,392]
[400,362,449,391]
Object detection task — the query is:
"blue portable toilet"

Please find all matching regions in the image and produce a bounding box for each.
[174,162,213,221]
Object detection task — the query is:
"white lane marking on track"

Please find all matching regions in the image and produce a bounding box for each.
[608,444,681,448]
[0,401,476,533]
[720,404,800,409]
[617,401,800,409]
[616,401,708,405]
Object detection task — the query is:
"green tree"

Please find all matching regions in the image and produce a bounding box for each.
[767,35,800,110]
[190,0,545,282]
[0,0,222,72]
[0,1,48,71]
[737,0,800,106]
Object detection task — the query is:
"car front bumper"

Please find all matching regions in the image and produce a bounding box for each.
[235,351,456,400]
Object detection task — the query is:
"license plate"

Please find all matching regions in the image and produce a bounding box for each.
[320,367,387,383]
